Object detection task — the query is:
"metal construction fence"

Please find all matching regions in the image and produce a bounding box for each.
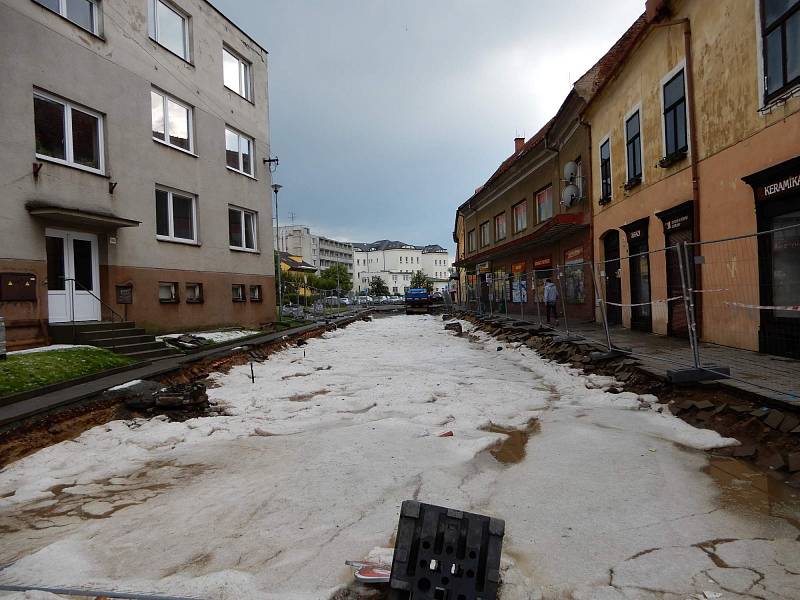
[455,223,800,401]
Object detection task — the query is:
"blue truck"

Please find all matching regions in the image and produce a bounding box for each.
[404,288,432,314]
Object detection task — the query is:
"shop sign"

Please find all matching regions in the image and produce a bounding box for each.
[512,262,526,274]
[485,273,493,284]
[533,257,552,269]
[622,218,649,243]
[477,261,491,274]
[762,174,800,200]
[664,214,690,231]
[564,247,583,263]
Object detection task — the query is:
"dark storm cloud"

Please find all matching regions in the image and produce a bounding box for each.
[211,0,643,252]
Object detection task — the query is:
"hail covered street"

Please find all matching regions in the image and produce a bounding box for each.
[0,315,798,599]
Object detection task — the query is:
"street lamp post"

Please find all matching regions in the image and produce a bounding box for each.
[272,183,283,321]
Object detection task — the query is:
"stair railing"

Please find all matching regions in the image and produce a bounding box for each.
[59,277,125,346]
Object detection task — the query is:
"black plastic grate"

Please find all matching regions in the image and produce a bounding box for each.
[389,501,505,600]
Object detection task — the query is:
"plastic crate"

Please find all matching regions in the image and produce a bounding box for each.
[389,501,505,600]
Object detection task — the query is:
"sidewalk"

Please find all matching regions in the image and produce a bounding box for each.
[0,312,366,428]
[465,308,800,407]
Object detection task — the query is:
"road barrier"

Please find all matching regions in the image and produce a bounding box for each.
[454,223,800,401]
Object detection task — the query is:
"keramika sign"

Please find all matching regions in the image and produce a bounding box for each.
[763,174,800,199]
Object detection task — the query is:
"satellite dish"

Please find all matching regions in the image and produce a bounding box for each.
[563,161,579,182]
[561,184,580,207]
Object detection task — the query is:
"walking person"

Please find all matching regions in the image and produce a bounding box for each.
[543,278,559,326]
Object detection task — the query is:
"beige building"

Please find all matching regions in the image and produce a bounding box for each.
[584,0,800,357]
[0,0,276,348]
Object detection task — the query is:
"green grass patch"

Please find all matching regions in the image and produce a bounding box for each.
[0,347,136,397]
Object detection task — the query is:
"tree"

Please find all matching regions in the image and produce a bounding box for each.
[318,263,352,293]
[410,270,433,293]
[369,276,389,296]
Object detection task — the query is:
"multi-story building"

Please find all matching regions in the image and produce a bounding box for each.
[276,225,353,276]
[584,0,800,357]
[353,241,452,295]
[453,88,597,319]
[0,0,275,348]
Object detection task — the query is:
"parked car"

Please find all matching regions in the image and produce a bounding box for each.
[339,297,351,306]
[431,291,444,301]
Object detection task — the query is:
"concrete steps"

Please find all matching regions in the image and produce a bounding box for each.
[49,321,181,361]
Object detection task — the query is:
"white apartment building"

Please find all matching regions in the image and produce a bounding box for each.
[353,240,453,295]
[276,225,353,275]
[0,0,274,347]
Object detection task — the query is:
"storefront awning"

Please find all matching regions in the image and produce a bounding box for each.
[26,201,140,229]
[454,213,587,268]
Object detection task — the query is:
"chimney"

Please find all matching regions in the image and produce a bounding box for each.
[514,137,525,153]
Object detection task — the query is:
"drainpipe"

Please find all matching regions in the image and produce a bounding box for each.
[579,118,595,320]
[652,17,703,335]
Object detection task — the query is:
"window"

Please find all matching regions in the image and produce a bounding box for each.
[159,282,178,303]
[512,201,527,233]
[600,139,612,203]
[34,91,103,174]
[223,47,252,100]
[232,284,245,302]
[228,207,258,251]
[763,0,800,100]
[185,282,203,303]
[494,213,507,241]
[249,285,262,302]
[225,127,254,176]
[155,187,197,243]
[467,229,476,253]
[663,69,688,157]
[479,221,490,247]
[151,89,193,152]
[35,0,98,33]
[625,110,642,184]
[150,0,189,60]
[536,186,554,222]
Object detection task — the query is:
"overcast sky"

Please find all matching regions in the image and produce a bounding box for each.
[211,0,644,254]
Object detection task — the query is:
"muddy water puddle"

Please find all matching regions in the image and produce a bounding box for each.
[482,420,541,464]
[706,456,800,528]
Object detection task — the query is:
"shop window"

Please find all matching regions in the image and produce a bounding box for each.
[494,213,507,241]
[536,186,553,223]
[34,0,99,34]
[159,282,178,303]
[34,91,103,174]
[662,70,688,159]
[762,0,800,101]
[625,110,642,185]
[185,282,203,303]
[232,284,246,302]
[563,247,586,304]
[600,139,612,204]
[151,89,193,152]
[249,284,262,302]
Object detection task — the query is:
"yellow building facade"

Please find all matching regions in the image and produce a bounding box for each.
[584,0,800,356]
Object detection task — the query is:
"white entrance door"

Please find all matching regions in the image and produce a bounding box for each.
[46,229,101,323]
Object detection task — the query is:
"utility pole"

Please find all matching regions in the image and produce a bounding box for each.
[272,183,283,321]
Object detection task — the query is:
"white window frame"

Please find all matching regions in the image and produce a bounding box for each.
[149,0,190,61]
[494,212,507,241]
[185,282,203,303]
[598,133,612,203]
[229,205,258,252]
[158,282,178,302]
[151,88,195,154]
[623,102,644,184]
[225,126,255,176]
[232,284,246,302]
[223,46,253,101]
[660,59,690,159]
[33,90,105,175]
[35,0,100,34]
[155,186,198,244]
